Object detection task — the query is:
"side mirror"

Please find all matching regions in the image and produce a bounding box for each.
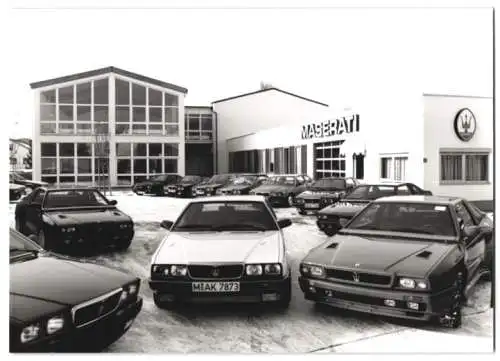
[277,218,292,229]
[109,200,118,206]
[160,220,174,230]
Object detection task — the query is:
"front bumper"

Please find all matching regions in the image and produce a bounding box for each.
[299,276,454,322]
[11,297,143,353]
[55,229,134,251]
[149,277,290,304]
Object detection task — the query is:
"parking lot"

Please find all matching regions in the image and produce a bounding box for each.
[8,192,493,353]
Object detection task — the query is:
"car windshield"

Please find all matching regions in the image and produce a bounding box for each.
[346,202,456,237]
[181,176,200,183]
[173,201,278,232]
[10,228,42,260]
[43,189,110,208]
[346,185,396,200]
[208,174,231,183]
[265,176,296,185]
[230,176,257,185]
[311,179,345,189]
[150,174,168,182]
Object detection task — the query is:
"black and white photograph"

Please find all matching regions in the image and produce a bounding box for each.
[5,0,497,356]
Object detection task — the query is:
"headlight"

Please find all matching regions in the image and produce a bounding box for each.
[61,227,76,233]
[264,264,282,275]
[318,215,328,219]
[170,265,188,277]
[297,198,305,204]
[398,277,428,289]
[46,316,64,334]
[119,223,132,229]
[233,190,241,195]
[216,188,223,195]
[246,264,263,276]
[178,186,184,190]
[301,264,325,278]
[20,324,40,343]
[249,191,256,195]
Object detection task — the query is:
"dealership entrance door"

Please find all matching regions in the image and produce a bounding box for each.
[313,140,346,179]
[185,143,214,177]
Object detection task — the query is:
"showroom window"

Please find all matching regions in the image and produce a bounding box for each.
[440,151,489,184]
[301,145,307,175]
[353,154,365,180]
[265,149,271,173]
[185,112,213,141]
[380,155,408,181]
[314,141,345,179]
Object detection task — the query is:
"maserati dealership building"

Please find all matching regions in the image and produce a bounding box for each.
[30,67,493,201]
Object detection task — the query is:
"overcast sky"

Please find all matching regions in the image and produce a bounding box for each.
[6,7,493,138]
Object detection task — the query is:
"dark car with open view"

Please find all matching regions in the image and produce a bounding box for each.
[219,174,268,195]
[250,174,312,207]
[132,174,182,196]
[165,175,207,198]
[194,174,235,197]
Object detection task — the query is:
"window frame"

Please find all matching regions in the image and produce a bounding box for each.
[439,149,490,185]
[379,153,408,182]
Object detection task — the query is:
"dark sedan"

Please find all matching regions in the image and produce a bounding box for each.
[9,228,143,352]
[250,174,313,207]
[219,174,268,195]
[295,177,359,214]
[10,172,48,194]
[193,174,235,197]
[316,183,433,236]
[132,174,182,196]
[299,195,493,328]
[10,183,26,202]
[14,188,134,254]
[165,175,208,198]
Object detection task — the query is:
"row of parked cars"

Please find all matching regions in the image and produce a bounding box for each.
[9,174,494,352]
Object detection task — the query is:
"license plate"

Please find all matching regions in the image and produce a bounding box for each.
[305,203,319,209]
[192,282,240,293]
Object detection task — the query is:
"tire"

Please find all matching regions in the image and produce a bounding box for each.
[116,238,132,252]
[153,293,177,310]
[275,277,292,309]
[439,270,465,329]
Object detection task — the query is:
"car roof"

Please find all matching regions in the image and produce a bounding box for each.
[373,195,462,205]
[188,195,267,203]
[356,182,406,187]
[40,187,100,193]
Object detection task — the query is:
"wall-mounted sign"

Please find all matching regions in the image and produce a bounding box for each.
[454,108,476,142]
[301,114,360,140]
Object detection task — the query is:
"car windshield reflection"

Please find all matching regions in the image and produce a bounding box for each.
[265,176,295,185]
[43,189,110,208]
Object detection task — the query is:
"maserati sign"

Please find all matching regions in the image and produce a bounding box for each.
[454,108,476,142]
[301,114,360,140]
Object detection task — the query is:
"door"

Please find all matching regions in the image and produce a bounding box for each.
[455,201,485,281]
[24,189,46,236]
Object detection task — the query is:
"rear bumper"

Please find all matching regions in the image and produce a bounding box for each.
[298,276,454,322]
[149,277,290,304]
[11,297,143,353]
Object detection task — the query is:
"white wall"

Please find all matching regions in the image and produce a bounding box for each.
[213,89,329,173]
[423,95,493,200]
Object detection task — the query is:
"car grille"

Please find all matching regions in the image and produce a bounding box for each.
[72,289,122,328]
[325,268,392,286]
[255,192,269,197]
[77,223,122,243]
[188,264,244,279]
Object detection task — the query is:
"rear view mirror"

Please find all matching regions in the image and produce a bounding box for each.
[277,218,292,229]
[160,220,174,230]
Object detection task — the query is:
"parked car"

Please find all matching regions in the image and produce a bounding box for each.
[249,174,313,207]
[165,175,207,198]
[317,183,433,236]
[193,174,235,197]
[9,228,143,352]
[219,174,269,195]
[14,188,134,253]
[16,169,33,180]
[299,195,493,328]
[10,183,26,202]
[295,177,359,215]
[148,195,293,309]
[132,174,182,196]
[10,172,48,194]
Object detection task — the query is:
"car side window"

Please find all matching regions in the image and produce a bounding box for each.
[396,185,411,195]
[31,190,45,205]
[455,202,476,227]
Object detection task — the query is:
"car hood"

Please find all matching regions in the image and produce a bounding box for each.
[45,208,132,226]
[10,254,134,320]
[153,231,282,264]
[10,183,25,190]
[197,183,225,189]
[253,184,292,193]
[221,184,252,191]
[135,181,158,187]
[298,190,343,199]
[304,233,454,277]
[176,182,197,187]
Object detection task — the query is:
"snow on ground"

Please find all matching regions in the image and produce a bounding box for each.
[8,193,494,353]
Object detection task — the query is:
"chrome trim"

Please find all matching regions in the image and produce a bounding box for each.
[71,288,123,328]
[324,266,394,289]
[187,263,244,280]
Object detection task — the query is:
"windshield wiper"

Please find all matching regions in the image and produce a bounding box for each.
[211,223,268,232]
[175,224,215,230]
[386,227,434,235]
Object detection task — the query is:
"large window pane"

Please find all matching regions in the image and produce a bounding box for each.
[77,176,93,184]
[164,159,178,173]
[41,143,57,156]
[133,107,146,122]
[132,84,146,105]
[94,142,110,157]
[59,105,74,121]
[41,158,57,173]
[441,154,462,181]
[116,79,130,105]
[115,124,130,135]
[94,158,109,173]
[40,104,56,120]
[59,176,75,184]
[149,124,163,134]
[76,123,92,134]
[94,123,109,135]
[134,159,147,173]
[58,86,74,104]
[165,124,179,136]
[118,176,132,185]
[164,143,179,157]
[40,89,56,103]
[77,159,92,173]
[132,124,146,134]
[116,143,131,157]
[149,88,162,106]
[60,159,74,174]
[77,106,91,121]
[77,143,92,156]
[59,123,74,134]
[165,108,179,123]
[188,115,199,130]
[465,154,488,181]
[133,143,147,157]
[117,159,131,174]
[94,106,109,122]
[149,143,162,157]
[41,175,57,184]
[59,143,75,157]
[40,123,56,134]
[77,82,91,104]
[201,115,212,131]
[116,106,130,122]
[164,93,178,106]
[94,78,109,104]
[149,107,162,122]
[149,159,162,174]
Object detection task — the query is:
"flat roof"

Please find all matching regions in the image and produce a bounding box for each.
[375,195,461,205]
[30,66,188,94]
[188,195,267,203]
[212,87,329,107]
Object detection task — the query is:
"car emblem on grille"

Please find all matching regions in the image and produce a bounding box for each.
[211,267,220,277]
[353,272,360,282]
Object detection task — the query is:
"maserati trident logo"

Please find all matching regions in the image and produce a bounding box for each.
[211,267,220,277]
[454,108,476,142]
[352,272,360,282]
